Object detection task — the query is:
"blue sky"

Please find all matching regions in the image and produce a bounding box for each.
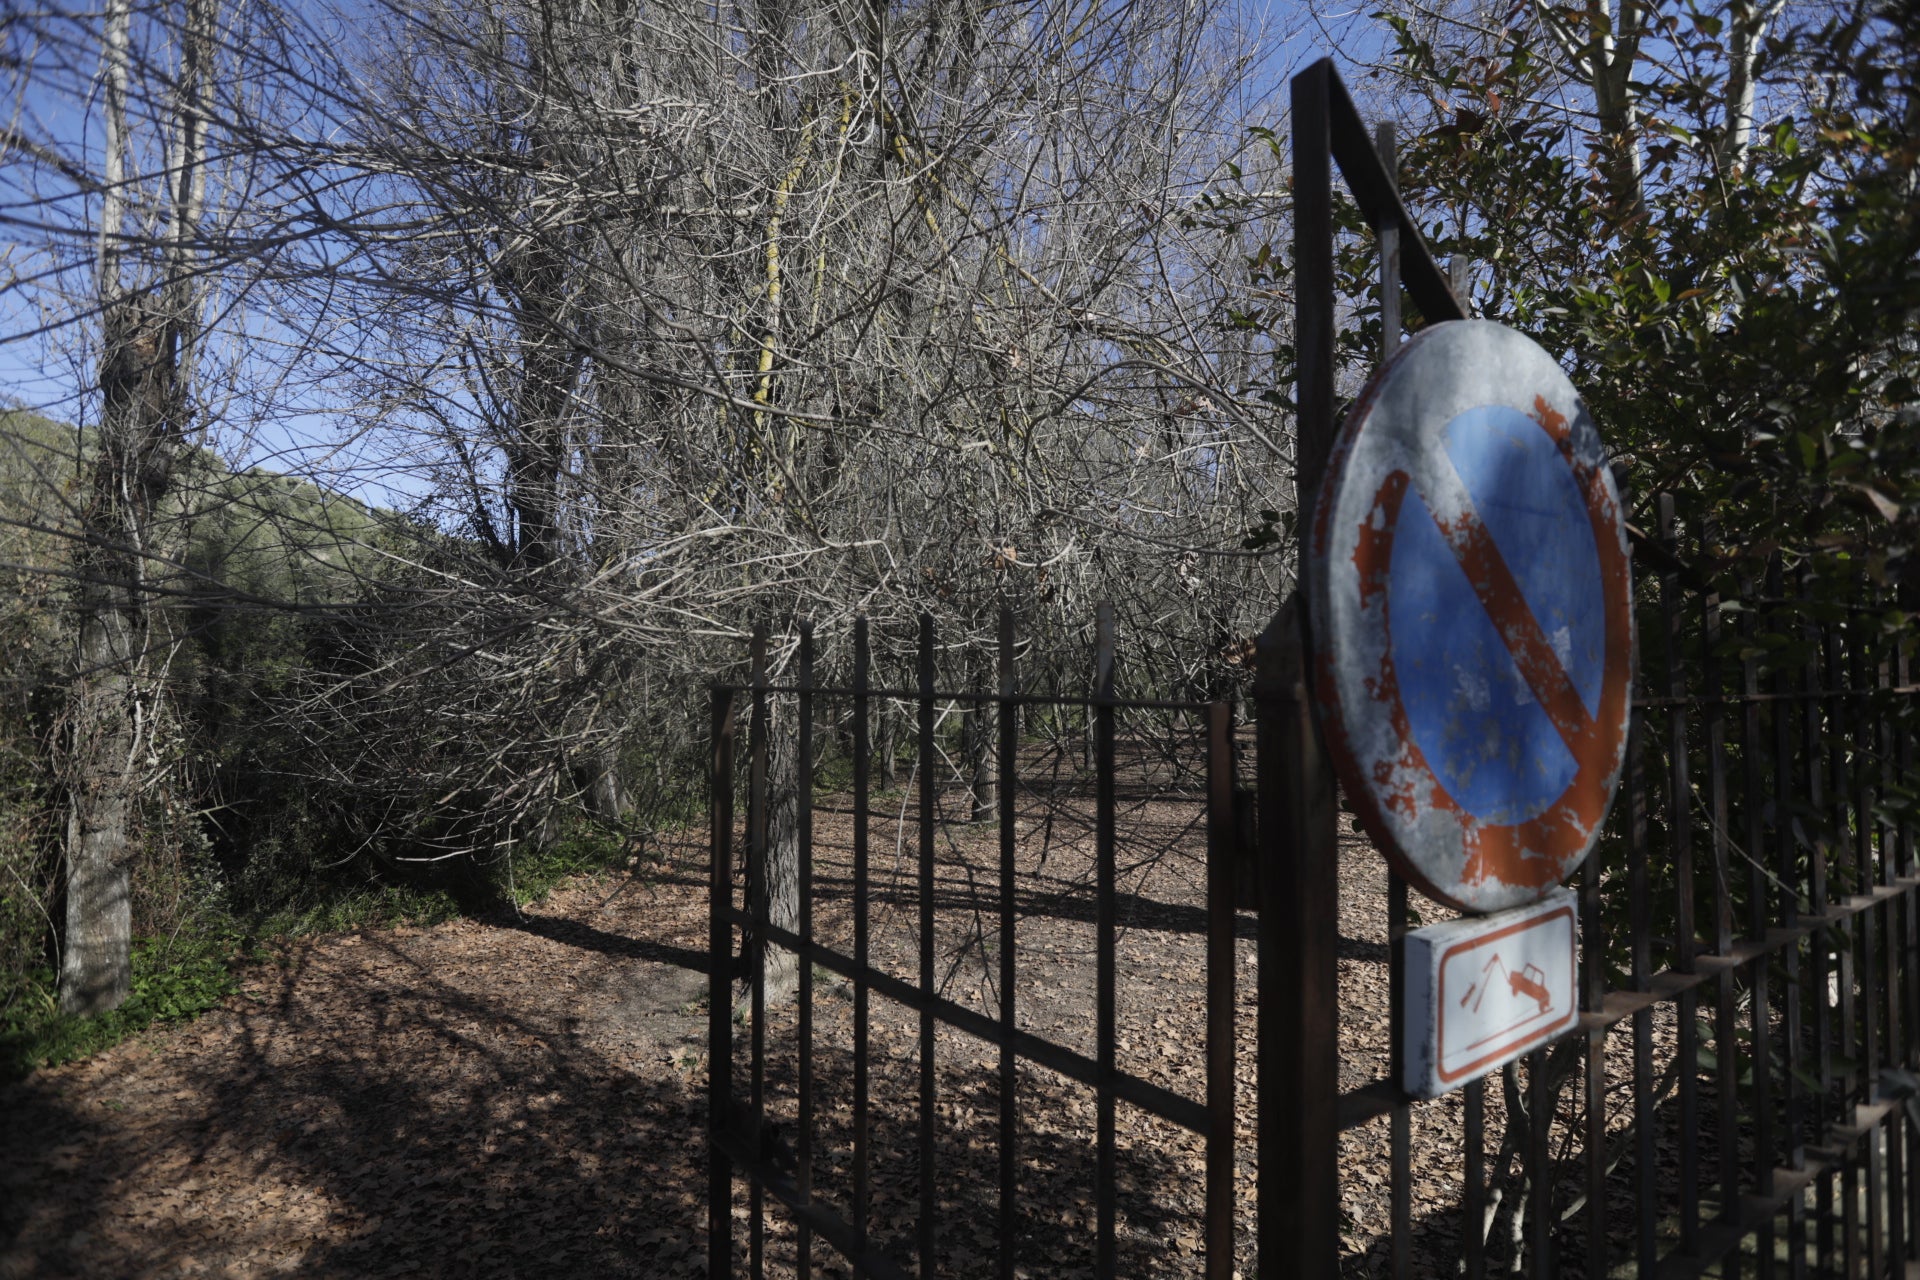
[0,0,1392,509]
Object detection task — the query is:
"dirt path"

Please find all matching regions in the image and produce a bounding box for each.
[1,848,721,1280]
[2,789,1503,1279]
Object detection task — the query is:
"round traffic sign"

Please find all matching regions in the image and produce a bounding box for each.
[1309,320,1632,914]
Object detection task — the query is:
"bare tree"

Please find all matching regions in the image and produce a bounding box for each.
[56,0,216,1015]
[284,0,1289,819]
[2,0,1298,1009]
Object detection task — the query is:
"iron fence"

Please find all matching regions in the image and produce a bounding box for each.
[1301,519,1920,1278]
[708,610,1243,1279]
[1267,54,1920,1280]
[706,54,1920,1280]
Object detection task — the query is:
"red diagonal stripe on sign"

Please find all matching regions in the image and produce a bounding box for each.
[1421,478,1598,760]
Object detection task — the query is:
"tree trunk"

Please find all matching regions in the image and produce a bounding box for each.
[967,650,995,821]
[585,741,627,819]
[63,294,176,1015]
[1719,0,1785,169]
[1529,0,1646,224]
[60,0,211,1016]
[60,606,135,1016]
[753,715,803,1002]
[879,700,898,788]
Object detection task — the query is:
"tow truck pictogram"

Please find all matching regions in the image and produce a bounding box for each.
[1458,955,1553,1017]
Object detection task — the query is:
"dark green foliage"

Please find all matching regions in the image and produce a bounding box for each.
[1376,4,1919,601]
[1380,1,1917,965]
[0,414,537,1068]
[0,929,247,1080]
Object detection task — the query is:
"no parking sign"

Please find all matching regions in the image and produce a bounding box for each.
[1310,320,1633,916]
[1311,320,1630,1094]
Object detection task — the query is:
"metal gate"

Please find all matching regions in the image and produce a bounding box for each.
[707,612,1242,1278]
[709,56,1920,1280]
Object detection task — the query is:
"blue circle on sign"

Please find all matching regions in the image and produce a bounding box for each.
[1385,405,1605,825]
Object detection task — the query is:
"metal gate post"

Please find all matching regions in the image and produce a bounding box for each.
[1258,59,1470,1279]
[709,684,738,1278]
[1255,605,1340,1277]
[1255,55,1342,1280]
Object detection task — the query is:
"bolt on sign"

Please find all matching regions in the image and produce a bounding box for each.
[1309,319,1631,1095]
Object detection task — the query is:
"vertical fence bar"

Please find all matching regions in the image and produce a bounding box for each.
[1095,602,1118,1277]
[1528,1044,1552,1272]
[1254,592,1341,1280]
[852,619,872,1274]
[1874,619,1896,1278]
[1703,544,1741,1274]
[1742,584,1778,1280]
[1466,322,1497,1280]
[1803,582,1835,1277]
[1388,869,1411,1279]
[1258,52,1341,1280]
[1628,677,1658,1275]
[1900,615,1920,1264]
[1583,383,1623,1280]
[998,608,1019,1280]
[796,621,815,1280]
[1595,435,1628,1280]
[1292,63,1335,520]
[1772,559,1809,1279]
[1852,617,1886,1280]
[748,625,770,1280]
[1375,119,1412,1280]
[1582,852,1608,1280]
[710,686,738,1279]
[1376,121,1401,349]
[1881,615,1909,1269]
[1659,497,1702,1260]
[1206,701,1237,1280]
[1465,1078,1486,1280]
[1824,621,1862,1280]
[917,615,938,1277]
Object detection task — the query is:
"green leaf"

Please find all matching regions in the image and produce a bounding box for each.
[1794,432,1821,470]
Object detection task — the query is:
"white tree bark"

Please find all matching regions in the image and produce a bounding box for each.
[60,0,215,1016]
[59,0,139,1018]
[1720,0,1789,169]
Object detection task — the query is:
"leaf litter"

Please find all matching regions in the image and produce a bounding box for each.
[1,733,1654,1278]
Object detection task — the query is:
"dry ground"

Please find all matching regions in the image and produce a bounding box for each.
[1,867,719,1279]
[2,743,1694,1279]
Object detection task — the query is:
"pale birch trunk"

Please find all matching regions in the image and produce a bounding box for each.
[60,0,213,1016]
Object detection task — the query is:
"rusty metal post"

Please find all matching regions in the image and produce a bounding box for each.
[1205,700,1237,1280]
[710,684,738,1278]
[1255,601,1340,1278]
[1255,54,1341,1280]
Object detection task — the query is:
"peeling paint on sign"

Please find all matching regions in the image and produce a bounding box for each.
[1310,321,1632,914]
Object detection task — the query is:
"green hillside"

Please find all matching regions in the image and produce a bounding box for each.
[0,408,392,607]
[0,411,409,1075]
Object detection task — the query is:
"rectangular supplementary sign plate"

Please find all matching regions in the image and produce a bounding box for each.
[1401,888,1578,1099]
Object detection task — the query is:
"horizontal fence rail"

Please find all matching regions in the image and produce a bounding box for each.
[709,607,1243,1279]
[1324,508,1920,1279]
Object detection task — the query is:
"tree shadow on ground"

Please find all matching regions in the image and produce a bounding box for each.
[1,929,714,1279]
[498,909,713,972]
[730,1035,1229,1279]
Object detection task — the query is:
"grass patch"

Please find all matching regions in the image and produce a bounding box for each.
[251,882,466,939]
[503,820,649,907]
[0,929,252,1082]
[0,817,660,1083]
